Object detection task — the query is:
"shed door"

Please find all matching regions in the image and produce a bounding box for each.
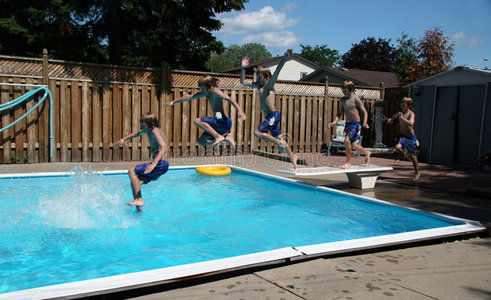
[431,87,458,164]
[457,85,486,164]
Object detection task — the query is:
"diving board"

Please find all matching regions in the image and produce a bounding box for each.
[277,164,393,189]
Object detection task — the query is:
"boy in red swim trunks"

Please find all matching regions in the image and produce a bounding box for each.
[114,113,169,211]
[328,81,371,169]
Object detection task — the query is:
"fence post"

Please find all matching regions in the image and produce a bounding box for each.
[323,76,330,147]
[380,81,385,101]
[42,49,49,85]
[249,67,257,152]
[160,61,168,150]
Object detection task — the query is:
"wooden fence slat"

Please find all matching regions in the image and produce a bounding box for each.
[81,82,90,162]
[92,83,101,161]
[141,85,150,160]
[1,78,11,163]
[131,84,140,160]
[102,83,111,161]
[71,81,81,161]
[13,78,25,163]
[181,89,190,157]
[122,84,131,161]
[189,88,198,156]
[172,88,182,157]
[112,83,122,161]
[305,97,312,153]
[25,78,36,163]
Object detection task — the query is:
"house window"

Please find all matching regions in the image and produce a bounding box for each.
[300,72,308,79]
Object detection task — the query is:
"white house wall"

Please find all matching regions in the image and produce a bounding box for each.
[267,59,317,81]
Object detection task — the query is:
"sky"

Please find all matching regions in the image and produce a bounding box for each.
[213,0,491,69]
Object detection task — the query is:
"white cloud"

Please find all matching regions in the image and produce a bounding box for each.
[451,31,485,48]
[215,6,302,51]
[218,6,300,35]
[240,31,302,49]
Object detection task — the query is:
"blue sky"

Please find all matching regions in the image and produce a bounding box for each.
[213,0,491,68]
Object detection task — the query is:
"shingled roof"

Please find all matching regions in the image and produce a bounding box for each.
[303,66,401,88]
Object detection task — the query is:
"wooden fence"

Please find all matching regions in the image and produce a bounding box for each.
[0,54,401,164]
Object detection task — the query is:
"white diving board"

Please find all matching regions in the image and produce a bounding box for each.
[277,164,393,189]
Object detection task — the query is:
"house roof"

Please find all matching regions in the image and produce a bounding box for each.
[405,66,491,87]
[222,54,321,73]
[302,66,400,88]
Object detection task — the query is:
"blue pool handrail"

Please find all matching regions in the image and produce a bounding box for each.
[0,83,54,158]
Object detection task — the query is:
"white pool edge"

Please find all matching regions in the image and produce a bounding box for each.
[0,165,486,299]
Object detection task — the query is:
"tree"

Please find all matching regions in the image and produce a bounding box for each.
[403,27,455,84]
[392,32,418,84]
[300,44,340,67]
[1,0,248,70]
[340,37,396,71]
[206,43,272,72]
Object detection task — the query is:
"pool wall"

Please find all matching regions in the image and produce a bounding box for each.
[0,165,485,299]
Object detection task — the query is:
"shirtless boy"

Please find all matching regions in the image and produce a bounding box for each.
[240,49,298,170]
[114,113,169,211]
[328,80,371,169]
[388,97,420,180]
[164,75,246,148]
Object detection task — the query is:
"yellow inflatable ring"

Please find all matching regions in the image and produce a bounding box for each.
[195,166,231,176]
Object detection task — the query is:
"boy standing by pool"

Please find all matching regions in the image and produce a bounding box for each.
[240,49,298,170]
[114,113,169,211]
[388,97,420,180]
[328,80,371,169]
[164,75,246,148]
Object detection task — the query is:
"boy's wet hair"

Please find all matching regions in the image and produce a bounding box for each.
[402,97,413,108]
[257,66,272,79]
[141,112,159,128]
[198,75,219,89]
[342,80,355,92]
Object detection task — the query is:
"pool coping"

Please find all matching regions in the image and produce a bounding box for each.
[1,165,486,299]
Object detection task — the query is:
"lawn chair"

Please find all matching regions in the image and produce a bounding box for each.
[327,120,362,157]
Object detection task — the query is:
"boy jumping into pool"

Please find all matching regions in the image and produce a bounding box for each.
[328,80,371,169]
[164,75,246,148]
[388,97,420,180]
[114,113,169,211]
[240,49,298,170]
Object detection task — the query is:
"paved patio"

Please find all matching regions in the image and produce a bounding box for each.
[1,153,490,299]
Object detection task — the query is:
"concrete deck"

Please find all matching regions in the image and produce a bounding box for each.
[1,153,490,299]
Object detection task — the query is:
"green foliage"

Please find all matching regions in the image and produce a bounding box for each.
[392,32,418,83]
[341,37,396,71]
[206,43,272,72]
[300,44,340,67]
[402,27,455,84]
[0,0,248,70]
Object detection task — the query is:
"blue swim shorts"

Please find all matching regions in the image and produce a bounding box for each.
[258,110,282,138]
[134,160,169,184]
[344,122,361,144]
[200,116,232,135]
[397,134,419,156]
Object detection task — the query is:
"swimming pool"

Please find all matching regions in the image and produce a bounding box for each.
[0,165,484,299]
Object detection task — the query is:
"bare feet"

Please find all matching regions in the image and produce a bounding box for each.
[224,134,236,149]
[365,151,371,165]
[126,198,144,211]
[211,135,225,148]
[412,173,421,181]
[341,162,351,169]
[292,154,298,170]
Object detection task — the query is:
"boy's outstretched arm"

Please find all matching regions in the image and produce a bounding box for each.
[163,91,205,107]
[267,49,292,88]
[114,130,144,146]
[240,56,257,89]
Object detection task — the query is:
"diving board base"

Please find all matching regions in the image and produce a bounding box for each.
[276,165,393,189]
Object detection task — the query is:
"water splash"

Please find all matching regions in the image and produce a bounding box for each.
[36,165,133,230]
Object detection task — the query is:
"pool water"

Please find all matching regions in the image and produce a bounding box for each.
[0,166,463,294]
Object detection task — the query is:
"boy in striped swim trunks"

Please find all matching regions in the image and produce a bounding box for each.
[388,97,420,180]
[328,81,371,169]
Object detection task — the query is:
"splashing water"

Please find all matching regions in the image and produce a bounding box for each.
[36,165,133,230]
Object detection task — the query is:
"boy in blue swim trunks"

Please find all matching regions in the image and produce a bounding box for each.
[388,97,420,180]
[114,113,169,211]
[164,75,246,148]
[240,49,298,169]
[328,81,371,169]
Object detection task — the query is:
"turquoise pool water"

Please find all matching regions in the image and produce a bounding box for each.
[0,167,463,294]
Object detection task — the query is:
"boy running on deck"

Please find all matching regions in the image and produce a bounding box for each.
[388,97,420,180]
[164,75,246,148]
[114,113,169,211]
[240,49,298,170]
[328,80,371,169]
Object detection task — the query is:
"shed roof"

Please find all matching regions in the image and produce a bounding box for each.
[405,66,491,87]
